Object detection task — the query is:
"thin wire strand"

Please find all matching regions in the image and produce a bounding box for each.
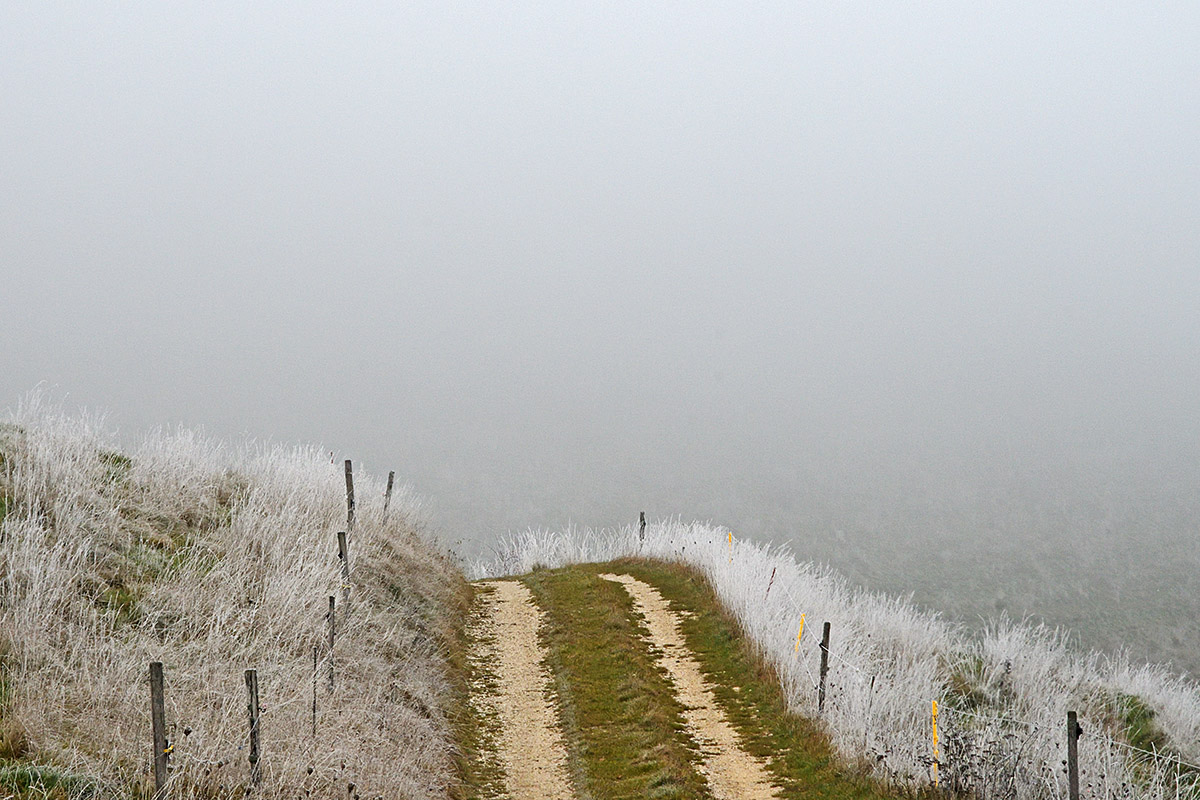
[937,704,1040,731]
[1095,733,1200,774]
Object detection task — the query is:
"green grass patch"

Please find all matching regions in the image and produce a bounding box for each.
[606,559,917,800]
[1114,692,1169,754]
[0,759,106,799]
[98,450,132,485]
[523,566,714,800]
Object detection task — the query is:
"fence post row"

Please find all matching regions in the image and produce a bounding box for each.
[149,661,169,798]
[383,470,395,520]
[344,459,355,532]
[818,621,831,712]
[245,669,261,786]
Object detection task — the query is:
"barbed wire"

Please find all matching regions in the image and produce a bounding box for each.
[827,649,873,680]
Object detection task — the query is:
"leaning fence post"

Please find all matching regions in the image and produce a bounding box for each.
[818,621,831,712]
[383,470,395,520]
[245,669,261,786]
[639,511,646,545]
[326,595,336,693]
[344,459,355,532]
[337,530,351,612]
[1067,710,1081,800]
[149,661,169,797]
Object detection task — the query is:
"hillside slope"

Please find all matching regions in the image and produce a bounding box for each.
[0,398,468,798]
[477,526,1200,800]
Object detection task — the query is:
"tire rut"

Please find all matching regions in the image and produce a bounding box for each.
[469,580,575,800]
[599,573,782,800]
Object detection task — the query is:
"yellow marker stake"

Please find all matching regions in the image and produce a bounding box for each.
[931,699,939,788]
[794,613,806,656]
[728,530,733,562]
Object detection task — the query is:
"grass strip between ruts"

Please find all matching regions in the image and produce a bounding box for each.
[524,565,716,800]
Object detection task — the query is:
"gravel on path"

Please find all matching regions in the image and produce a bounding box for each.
[472,580,575,800]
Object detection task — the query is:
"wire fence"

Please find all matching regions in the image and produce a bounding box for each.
[793,610,1200,800]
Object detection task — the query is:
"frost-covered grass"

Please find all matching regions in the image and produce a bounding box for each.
[477,523,1200,800]
[0,395,468,799]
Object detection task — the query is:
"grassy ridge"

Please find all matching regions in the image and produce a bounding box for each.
[509,561,908,800]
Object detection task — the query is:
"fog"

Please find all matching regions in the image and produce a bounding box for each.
[3,3,1198,671]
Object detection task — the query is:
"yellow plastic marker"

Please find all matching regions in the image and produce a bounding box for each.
[932,699,939,787]
[794,613,806,656]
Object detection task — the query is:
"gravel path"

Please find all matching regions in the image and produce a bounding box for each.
[471,580,574,800]
[600,573,783,800]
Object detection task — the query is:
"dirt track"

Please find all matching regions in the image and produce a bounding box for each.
[470,580,574,800]
[468,573,782,799]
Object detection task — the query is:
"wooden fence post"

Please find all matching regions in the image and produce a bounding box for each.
[638,511,646,545]
[312,645,318,737]
[1067,710,1081,800]
[344,460,355,532]
[337,530,350,612]
[327,595,336,693]
[245,669,261,787]
[818,621,831,712]
[149,661,168,797]
[383,470,395,520]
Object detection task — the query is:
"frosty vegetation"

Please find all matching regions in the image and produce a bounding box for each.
[0,396,467,799]
[479,523,1200,800]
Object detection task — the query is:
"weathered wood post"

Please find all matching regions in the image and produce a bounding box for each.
[1067,710,1081,800]
[326,595,336,693]
[383,470,395,520]
[639,511,646,545]
[337,530,350,612]
[344,459,355,532]
[312,645,318,737]
[818,621,831,712]
[149,661,169,797]
[245,669,261,786]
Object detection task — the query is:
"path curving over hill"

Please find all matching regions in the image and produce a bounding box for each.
[460,562,898,800]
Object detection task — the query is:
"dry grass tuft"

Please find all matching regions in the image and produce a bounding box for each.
[0,393,467,799]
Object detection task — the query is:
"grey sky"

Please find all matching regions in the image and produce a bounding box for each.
[4,3,1200,666]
